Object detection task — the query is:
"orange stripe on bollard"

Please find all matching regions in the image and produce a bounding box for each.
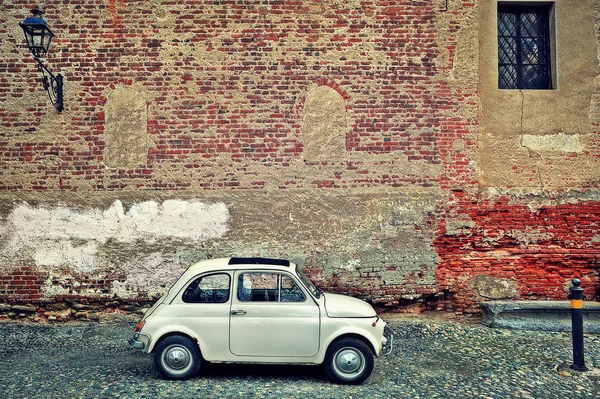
[571,299,583,309]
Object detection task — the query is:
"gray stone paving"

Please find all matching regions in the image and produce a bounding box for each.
[0,315,599,398]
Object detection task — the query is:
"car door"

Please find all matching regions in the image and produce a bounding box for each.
[229,271,320,357]
[167,272,232,360]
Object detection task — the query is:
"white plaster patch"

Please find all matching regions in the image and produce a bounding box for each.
[342,259,360,272]
[522,133,582,153]
[5,199,229,244]
[0,200,229,273]
[110,280,134,299]
[119,252,188,298]
[42,278,72,297]
[34,241,100,272]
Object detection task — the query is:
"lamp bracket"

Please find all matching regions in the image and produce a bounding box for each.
[33,56,63,112]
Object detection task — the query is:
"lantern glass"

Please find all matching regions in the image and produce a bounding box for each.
[19,8,55,58]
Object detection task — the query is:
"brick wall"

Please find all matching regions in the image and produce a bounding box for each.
[1,0,455,191]
[0,0,599,321]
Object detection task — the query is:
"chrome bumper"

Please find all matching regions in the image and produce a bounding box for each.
[128,333,151,351]
[382,325,394,356]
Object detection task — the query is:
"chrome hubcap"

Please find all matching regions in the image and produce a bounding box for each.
[164,345,191,371]
[334,348,364,375]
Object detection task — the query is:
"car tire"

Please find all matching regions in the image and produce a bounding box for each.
[324,337,374,385]
[154,335,202,380]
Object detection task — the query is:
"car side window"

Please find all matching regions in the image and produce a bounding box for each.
[183,273,230,303]
[237,273,305,302]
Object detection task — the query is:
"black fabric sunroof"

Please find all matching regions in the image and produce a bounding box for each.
[228,257,290,267]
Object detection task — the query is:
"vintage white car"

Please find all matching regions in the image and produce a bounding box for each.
[129,257,392,384]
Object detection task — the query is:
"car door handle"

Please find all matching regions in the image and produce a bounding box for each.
[231,309,246,315]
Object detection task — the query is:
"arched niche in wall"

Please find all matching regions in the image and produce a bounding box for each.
[302,86,347,161]
[104,86,148,168]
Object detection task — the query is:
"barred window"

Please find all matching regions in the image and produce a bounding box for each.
[498,4,553,90]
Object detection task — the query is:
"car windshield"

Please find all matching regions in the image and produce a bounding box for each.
[297,267,321,298]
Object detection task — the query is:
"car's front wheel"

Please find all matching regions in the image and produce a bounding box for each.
[324,337,374,384]
[154,335,202,380]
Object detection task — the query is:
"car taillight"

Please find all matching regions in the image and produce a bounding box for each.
[372,316,380,327]
[134,320,145,333]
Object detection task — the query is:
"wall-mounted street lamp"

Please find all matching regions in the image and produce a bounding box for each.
[19,7,63,112]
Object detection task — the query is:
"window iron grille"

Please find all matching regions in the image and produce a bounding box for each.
[498,5,552,90]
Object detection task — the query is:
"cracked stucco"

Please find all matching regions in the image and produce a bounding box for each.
[478,0,600,191]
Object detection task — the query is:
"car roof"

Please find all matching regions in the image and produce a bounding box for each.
[185,257,295,274]
[163,257,299,302]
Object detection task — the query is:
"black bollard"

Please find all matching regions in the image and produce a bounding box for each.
[568,278,589,372]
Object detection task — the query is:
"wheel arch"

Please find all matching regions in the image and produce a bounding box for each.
[326,333,375,355]
[149,329,202,356]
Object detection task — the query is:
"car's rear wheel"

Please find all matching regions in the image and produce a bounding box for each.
[154,335,201,380]
[324,337,374,384]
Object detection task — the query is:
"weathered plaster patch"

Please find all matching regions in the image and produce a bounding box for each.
[0,200,229,272]
[6,199,229,244]
[302,86,347,161]
[34,241,100,273]
[508,226,553,246]
[479,0,599,190]
[42,278,73,298]
[104,86,148,168]
[445,218,475,236]
[341,259,360,272]
[468,275,518,300]
[521,133,582,153]
[118,252,189,298]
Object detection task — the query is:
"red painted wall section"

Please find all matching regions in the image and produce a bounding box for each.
[435,198,600,313]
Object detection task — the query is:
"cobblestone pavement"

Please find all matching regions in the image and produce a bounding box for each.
[0,315,599,399]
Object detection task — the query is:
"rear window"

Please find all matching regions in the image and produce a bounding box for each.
[182,273,231,303]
